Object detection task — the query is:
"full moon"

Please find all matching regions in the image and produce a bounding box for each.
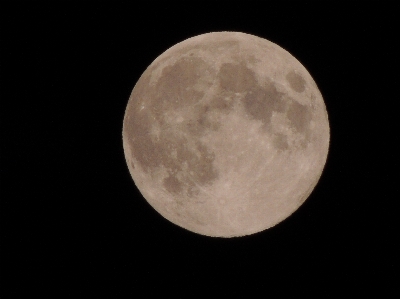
[122,32,329,237]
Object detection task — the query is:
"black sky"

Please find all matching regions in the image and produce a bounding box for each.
[2,1,398,297]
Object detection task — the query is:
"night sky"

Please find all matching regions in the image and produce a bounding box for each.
[2,2,398,297]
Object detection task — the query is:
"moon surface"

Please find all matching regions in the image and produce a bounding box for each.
[122,32,330,237]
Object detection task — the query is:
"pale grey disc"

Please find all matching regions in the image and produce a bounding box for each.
[122,31,330,237]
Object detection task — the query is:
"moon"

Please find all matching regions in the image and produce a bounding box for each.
[122,32,329,237]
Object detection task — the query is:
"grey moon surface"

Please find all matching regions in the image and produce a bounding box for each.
[122,32,330,237]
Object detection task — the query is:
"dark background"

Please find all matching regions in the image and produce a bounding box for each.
[2,1,398,297]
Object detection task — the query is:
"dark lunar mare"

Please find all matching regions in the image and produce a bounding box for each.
[125,56,220,199]
[124,49,312,198]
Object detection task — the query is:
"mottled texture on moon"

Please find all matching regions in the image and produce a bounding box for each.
[123,32,330,237]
